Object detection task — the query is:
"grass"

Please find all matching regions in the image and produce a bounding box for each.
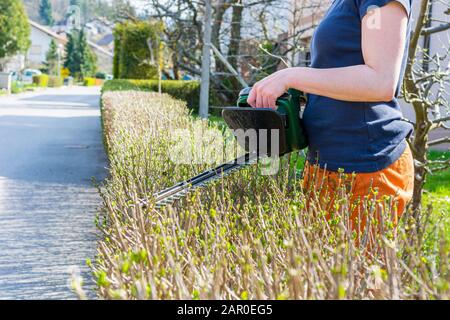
[88,90,449,300]
[11,81,37,94]
[426,151,450,194]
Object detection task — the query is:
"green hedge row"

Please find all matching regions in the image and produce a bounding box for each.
[32,75,63,88]
[32,74,49,87]
[83,77,97,86]
[48,76,63,87]
[102,79,220,112]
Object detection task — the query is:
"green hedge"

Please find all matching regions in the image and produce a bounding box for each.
[113,21,163,80]
[84,77,97,86]
[32,74,49,87]
[102,79,220,112]
[48,76,63,87]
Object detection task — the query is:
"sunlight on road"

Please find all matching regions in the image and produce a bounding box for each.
[0,87,106,299]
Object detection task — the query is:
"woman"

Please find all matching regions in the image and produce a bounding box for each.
[247,0,414,233]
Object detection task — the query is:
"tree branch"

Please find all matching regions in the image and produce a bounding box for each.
[421,23,450,35]
[428,137,450,146]
[432,115,450,124]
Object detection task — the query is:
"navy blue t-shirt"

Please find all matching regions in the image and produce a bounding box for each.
[303,0,414,173]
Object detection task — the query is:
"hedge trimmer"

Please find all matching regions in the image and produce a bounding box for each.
[149,87,309,208]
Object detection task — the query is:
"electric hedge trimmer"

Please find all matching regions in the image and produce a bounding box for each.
[152,87,309,208]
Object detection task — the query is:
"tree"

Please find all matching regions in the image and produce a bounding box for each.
[113,21,162,79]
[0,0,31,71]
[44,39,59,75]
[78,29,97,77]
[403,0,450,213]
[145,0,325,102]
[64,29,97,79]
[39,0,54,26]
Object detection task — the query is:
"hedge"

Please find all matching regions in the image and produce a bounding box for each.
[32,74,49,87]
[48,76,63,87]
[113,21,163,80]
[83,77,96,86]
[102,79,220,112]
[84,77,103,86]
[92,90,449,300]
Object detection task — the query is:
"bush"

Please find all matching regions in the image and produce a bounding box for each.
[11,81,24,94]
[102,79,220,112]
[47,76,63,87]
[91,91,449,300]
[32,74,49,87]
[113,21,163,80]
[83,77,96,86]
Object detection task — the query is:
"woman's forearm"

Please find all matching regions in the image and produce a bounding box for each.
[286,66,397,102]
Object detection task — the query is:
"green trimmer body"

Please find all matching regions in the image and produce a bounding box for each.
[222,87,308,157]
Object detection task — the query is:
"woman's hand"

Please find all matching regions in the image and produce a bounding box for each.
[247,68,294,109]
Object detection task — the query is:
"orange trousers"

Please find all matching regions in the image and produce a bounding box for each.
[303,144,414,234]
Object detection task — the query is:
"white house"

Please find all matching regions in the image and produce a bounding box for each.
[5,20,114,74]
[27,20,67,69]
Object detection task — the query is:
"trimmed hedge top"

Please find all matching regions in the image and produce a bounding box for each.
[102,79,220,112]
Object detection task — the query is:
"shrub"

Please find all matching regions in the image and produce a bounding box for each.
[11,81,24,94]
[32,74,49,87]
[47,76,63,87]
[91,91,449,300]
[83,77,96,86]
[102,79,220,112]
[113,21,163,80]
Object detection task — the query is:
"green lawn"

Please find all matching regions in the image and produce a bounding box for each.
[426,151,450,194]
[423,150,450,214]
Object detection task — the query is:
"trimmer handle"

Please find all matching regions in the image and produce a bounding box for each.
[235,87,309,152]
[237,87,290,108]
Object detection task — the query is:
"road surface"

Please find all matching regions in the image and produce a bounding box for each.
[0,87,106,299]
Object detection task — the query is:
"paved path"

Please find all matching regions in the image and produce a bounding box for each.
[0,87,106,299]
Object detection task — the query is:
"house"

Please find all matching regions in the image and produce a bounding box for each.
[5,20,114,74]
[27,20,67,70]
[96,33,115,53]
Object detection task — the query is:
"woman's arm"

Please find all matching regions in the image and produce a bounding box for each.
[247,1,408,109]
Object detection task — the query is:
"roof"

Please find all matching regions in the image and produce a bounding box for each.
[88,41,114,57]
[29,20,113,58]
[29,19,67,44]
[97,34,114,46]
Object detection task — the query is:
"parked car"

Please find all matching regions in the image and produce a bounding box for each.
[22,69,42,84]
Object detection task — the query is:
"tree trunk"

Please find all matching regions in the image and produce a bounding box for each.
[229,2,243,69]
[211,0,229,73]
[228,2,244,96]
[403,0,430,214]
[410,100,431,213]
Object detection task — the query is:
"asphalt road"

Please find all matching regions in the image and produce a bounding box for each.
[0,87,106,299]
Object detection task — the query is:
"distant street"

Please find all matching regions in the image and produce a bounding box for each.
[0,87,106,299]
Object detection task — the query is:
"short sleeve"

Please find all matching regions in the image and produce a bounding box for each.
[357,0,411,20]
